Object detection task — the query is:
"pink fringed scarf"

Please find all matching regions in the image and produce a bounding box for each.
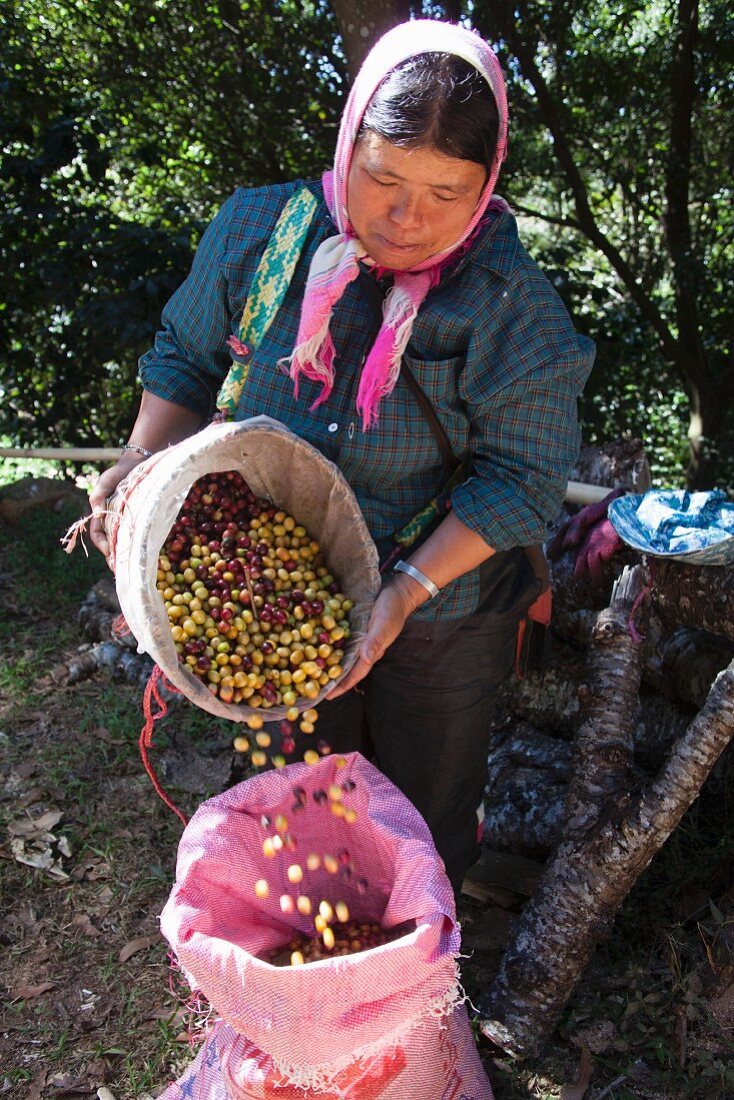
[281,19,509,430]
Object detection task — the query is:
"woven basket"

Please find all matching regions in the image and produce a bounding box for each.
[106,415,380,722]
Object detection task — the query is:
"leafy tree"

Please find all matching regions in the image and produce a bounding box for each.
[2,1,732,490]
[471,0,734,489]
[0,0,344,450]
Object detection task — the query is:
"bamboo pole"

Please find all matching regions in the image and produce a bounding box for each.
[0,447,613,504]
[566,480,614,505]
[0,446,120,462]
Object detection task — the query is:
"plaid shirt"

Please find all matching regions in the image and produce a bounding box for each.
[139,179,595,620]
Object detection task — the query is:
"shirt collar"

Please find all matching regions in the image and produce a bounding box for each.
[447,201,519,282]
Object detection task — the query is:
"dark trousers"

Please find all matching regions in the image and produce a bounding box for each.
[273,549,539,894]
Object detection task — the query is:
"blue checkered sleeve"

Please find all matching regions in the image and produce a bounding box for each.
[452,261,594,550]
[137,180,595,620]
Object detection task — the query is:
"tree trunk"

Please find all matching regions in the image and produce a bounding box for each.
[484,689,713,858]
[328,0,409,78]
[474,0,734,488]
[479,566,734,1056]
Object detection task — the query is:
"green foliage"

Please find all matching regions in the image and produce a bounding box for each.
[0,0,344,449]
[2,0,733,488]
[0,500,107,639]
[473,0,734,488]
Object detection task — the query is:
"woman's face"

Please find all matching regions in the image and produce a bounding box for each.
[346,132,486,270]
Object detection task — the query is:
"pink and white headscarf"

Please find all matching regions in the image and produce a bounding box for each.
[282,19,509,429]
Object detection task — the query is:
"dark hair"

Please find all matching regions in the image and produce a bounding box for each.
[359,53,499,174]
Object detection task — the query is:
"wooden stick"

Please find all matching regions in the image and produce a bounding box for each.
[565,480,615,505]
[1,448,617,505]
[0,446,120,462]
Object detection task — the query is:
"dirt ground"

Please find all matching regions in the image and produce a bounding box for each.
[1,502,733,1100]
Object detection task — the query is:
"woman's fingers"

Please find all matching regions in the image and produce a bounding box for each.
[86,455,143,564]
[327,582,412,699]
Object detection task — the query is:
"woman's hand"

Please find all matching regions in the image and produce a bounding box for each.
[88,452,146,564]
[328,514,498,699]
[86,394,204,565]
[328,575,420,698]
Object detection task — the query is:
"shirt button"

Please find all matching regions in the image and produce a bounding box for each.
[327,422,338,433]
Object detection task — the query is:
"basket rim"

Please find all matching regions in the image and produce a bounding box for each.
[608,492,734,563]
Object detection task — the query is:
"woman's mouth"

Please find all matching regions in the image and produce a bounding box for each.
[375,234,421,252]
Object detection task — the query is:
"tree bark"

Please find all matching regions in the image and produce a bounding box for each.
[479,568,734,1057]
[329,0,410,78]
[563,567,644,842]
[550,549,734,646]
[484,690,711,858]
[572,439,651,494]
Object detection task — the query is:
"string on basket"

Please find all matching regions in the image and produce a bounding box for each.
[140,665,188,826]
[628,558,655,643]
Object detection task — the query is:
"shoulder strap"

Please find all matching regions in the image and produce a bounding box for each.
[216,187,317,418]
[399,358,461,474]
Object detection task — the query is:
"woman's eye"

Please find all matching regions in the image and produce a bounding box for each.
[433,192,457,203]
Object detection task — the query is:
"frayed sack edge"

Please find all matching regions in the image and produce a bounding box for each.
[266,964,465,1093]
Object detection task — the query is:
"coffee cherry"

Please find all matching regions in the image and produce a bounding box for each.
[262,919,409,965]
[156,470,353,746]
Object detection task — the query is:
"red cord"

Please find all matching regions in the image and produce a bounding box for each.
[140,666,188,826]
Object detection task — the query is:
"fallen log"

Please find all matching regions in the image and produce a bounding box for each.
[483,688,704,858]
[479,565,734,1056]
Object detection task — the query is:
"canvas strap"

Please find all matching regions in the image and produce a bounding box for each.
[216,187,318,417]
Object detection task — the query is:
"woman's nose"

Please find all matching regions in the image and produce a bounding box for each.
[388,190,422,228]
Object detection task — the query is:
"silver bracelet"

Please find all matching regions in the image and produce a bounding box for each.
[122,442,153,459]
[393,560,439,599]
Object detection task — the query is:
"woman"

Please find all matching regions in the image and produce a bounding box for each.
[90,20,594,893]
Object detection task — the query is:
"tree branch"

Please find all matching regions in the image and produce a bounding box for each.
[487,1,680,363]
[511,202,582,232]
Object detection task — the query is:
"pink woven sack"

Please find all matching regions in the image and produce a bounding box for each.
[158,753,493,1099]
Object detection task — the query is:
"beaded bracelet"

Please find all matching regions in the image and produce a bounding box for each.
[393,560,439,599]
[121,442,153,459]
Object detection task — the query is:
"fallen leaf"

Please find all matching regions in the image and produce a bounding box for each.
[73,913,101,938]
[26,1069,48,1100]
[560,1041,593,1100]
[574,1018,618,1054]
[85,861,111,881]
[710,975,734,1027]
[17,786,48,809]
[46,1070,93,1093]
[118,934,159,963]
[11,838,53,868]
[13,980,56,1000]
[70,852,110,882]
[7,808,63,837]
[58,835,73,858]
[146,1003,189,1026]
